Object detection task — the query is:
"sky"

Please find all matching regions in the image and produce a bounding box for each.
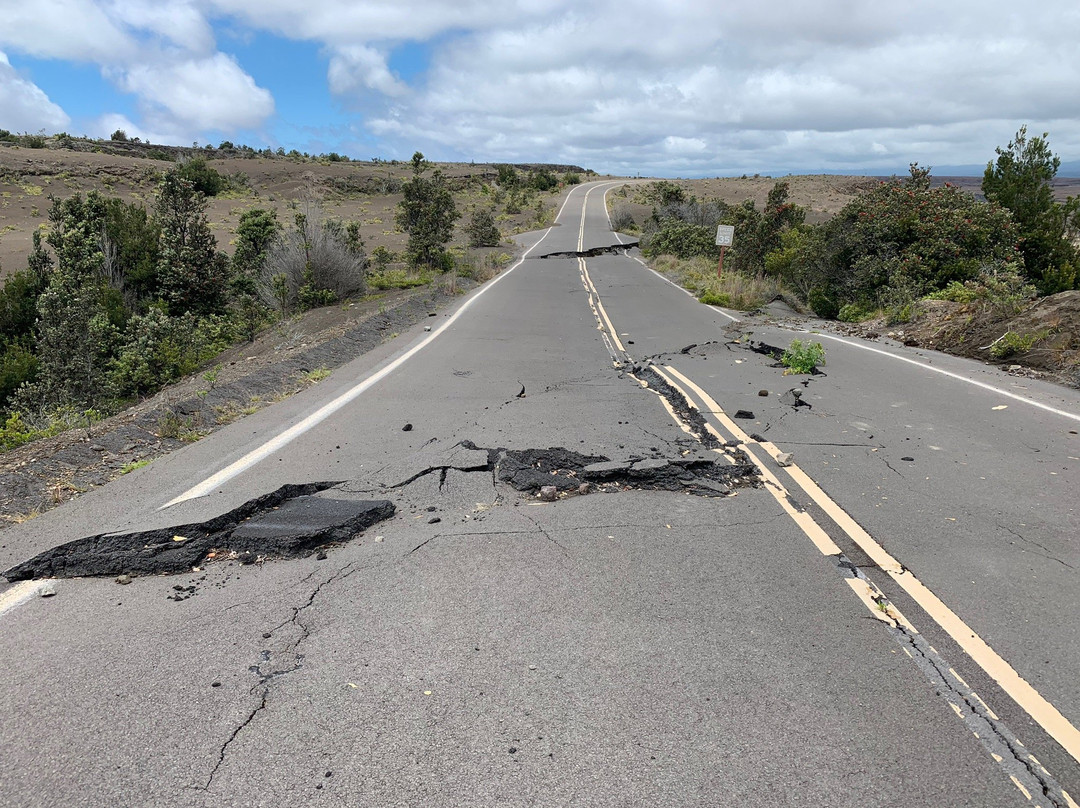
[2,1,1080,177]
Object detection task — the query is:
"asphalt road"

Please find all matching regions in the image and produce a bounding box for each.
[2,181,1079,807]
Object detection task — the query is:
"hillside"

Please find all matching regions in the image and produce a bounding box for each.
[0,139,592,278]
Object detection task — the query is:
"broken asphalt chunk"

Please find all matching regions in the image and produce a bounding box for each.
[3,483,393,581]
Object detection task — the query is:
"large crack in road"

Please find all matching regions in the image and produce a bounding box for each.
[3,440,758,582]
[531,241,638,259]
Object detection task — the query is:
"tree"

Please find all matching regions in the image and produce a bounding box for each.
[396,152,460,269]
[156,169,229,316]
[231,208,280,340]
[22,193,118,408]
[232,208,280,277]
[466,208,501,247]
[729,181,806,274]
[102,197,160,307]
[983,126,1080,293]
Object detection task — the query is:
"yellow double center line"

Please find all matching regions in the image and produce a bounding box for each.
[652,362,1080,771]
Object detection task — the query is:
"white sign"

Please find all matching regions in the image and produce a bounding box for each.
[715,225,735,247]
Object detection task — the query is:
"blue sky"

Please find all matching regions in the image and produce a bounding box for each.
[2,1,1080,177]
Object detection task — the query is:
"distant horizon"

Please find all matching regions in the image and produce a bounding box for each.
[6,133,1080,184]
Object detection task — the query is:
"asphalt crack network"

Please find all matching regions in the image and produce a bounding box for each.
[832,555,1073,808]
[201,559,370,791]
[998,523,1075,569]
[520,511,571,559]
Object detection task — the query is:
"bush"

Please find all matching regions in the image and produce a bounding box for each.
[923,267,1035,315]
[109,309,231,397]
[643,220,717,259]
[0,339,38,407]
[837,302,877,322]
[563,172,581,185]
[110,129,129,142]
[261,206,367,312]
[466,208,501,247]
[610,206,635,232]
[813,165,1018,307]
[368,269,431,289]
[175,156,225,197]
[781,339,826,374]
[527,169,559,192]
[807,290,839,320]
[988,330,1046,359]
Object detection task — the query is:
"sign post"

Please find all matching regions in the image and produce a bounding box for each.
[715,225,734,279]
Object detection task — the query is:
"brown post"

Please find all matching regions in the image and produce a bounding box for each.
[717,246,726,280]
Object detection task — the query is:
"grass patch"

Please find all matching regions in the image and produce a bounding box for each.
[156,411,205,442]
[304,366,331,383]
[651,254,789,311]
[368,269,433,289]
[213,401,262,425]
[119,459,151,475]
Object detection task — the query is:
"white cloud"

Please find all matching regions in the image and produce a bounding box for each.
[0,0,136,62]
[0,51,71,133]
[118,53,275,133]
[328,45,408,99]
[104,0,215,52]
[3,0,1080,173]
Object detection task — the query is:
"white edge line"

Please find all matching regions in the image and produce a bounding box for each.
[809,331,1080,423]
[160,182,620,509]
[603,183,1073,411]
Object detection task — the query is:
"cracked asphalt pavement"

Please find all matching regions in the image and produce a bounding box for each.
[2,181,1079,806]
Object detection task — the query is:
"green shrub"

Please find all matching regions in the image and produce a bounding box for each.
[109,310,231,397]
[527,169,559,192]
[0,339,38,406]
[781,339,826,374]
[837,302,877,322]
[563,172,581,185]
[21,134,47,148]
[643,220,717,259]
[0,407,104,453]
[175,156,225,196]
[466,208,501,247]
[989,330,1046,359]
[699,290,731,306]
[110,129,129,142]
[808,289,839,320]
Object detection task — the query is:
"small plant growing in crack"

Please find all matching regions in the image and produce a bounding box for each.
[781,339,825,374]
